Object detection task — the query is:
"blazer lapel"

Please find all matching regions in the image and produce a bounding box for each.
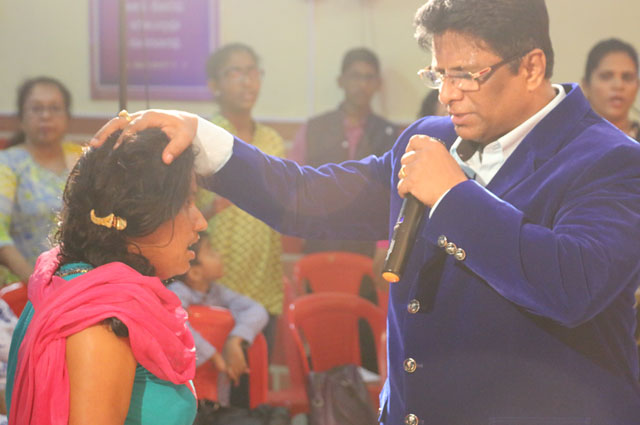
[486,84,592,199]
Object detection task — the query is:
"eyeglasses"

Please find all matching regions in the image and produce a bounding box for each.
[417,53,525,91]
[25,104,67,117]
[220,66,264,82]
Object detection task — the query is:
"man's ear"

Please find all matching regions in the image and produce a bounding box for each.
[521,48,547,91]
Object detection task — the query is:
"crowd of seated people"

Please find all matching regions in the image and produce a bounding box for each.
[0,33,639,424]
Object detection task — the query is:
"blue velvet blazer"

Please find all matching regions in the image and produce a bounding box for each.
[207,83,640,425]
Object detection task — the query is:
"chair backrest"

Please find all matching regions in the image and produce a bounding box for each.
[287,292,386,374]
[293,251,388,312]
[187,305,268,408]
[0,282,28,316]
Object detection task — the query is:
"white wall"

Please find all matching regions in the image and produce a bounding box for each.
[0,0,638,124]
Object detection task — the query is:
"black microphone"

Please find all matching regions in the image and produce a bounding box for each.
[381,194,426,283]
[381,139,477,283]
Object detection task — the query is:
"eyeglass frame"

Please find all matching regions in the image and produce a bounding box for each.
[417,52,528,91]
[23,104,68,118]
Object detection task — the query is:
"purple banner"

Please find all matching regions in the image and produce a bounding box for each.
[90,0,219,101]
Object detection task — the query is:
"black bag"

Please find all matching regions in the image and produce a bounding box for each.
[307,364,378,425]
[193,399,291,425]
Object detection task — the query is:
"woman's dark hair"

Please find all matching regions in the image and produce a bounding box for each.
[9,76,72,147]
[414,0,554,79]
[584,38,639,83]
[56,128,195,277]
[205,42,259,80]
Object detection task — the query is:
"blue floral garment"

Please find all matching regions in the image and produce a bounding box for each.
[0,143,82,283]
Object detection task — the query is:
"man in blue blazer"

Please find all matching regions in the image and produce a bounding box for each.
[95,1,640,423]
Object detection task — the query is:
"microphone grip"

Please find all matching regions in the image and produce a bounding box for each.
[382,194,427,283]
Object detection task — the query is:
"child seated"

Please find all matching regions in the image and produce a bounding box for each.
[168,233,268,406]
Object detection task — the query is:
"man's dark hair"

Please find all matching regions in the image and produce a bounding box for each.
[584,38,639,83]
[414,0,554,78]
[205,43,259,80]
[56,128,195,277]
[341,47,380,74]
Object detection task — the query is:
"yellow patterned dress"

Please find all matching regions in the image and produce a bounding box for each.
[200,115,284,315]
[0,142,83,284]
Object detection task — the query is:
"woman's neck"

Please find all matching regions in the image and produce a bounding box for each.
[610,116,633,136]
[221,109,255,142]
[24,140,67,173]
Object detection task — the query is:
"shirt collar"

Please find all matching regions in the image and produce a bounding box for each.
[450,83,567,183]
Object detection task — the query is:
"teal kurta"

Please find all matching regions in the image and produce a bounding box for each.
[6,263,196,424]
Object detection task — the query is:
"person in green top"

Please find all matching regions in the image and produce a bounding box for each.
[6,126,207,424]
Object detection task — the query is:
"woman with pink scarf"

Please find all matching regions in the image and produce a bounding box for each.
[5,124,207,424]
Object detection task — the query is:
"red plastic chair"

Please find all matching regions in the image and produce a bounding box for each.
[266,276,309,415]
[293,251,388,312]
[0,282,28,316]
[187,305,269,408]
[286,293,387,409]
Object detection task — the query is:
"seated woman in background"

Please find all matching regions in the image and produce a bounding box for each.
[582,38,639,141]
[6,126,206,424]
[0,77,82,285]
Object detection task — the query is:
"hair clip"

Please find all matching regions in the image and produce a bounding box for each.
[90,209,127,231]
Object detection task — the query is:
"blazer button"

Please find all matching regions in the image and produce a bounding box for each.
[403,358,417,373]
[454,248,466,261]
[445,242,457,255]
[405,413,419,425]
[437,235,447,247]
[407,299,420,314]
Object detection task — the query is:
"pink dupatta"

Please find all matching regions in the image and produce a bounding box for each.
[9,247,196,425]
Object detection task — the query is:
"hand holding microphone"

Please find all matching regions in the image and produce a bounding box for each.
[382,135,468,283]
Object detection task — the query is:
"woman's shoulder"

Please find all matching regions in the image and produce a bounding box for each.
[255,123,283,141]
[62,141,84,156]
[254,123,285,156]
[0,144,29,166]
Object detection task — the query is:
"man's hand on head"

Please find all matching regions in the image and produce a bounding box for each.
[90,109,199,165]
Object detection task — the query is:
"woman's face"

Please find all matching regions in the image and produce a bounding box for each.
[584,51,639,124]
[129,176,208,280]
[210,50,262,114]
[20,83,70,147]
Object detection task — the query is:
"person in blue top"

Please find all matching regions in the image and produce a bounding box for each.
[168,232,268,406]
[93,0,640,423]
[7,125,207,424]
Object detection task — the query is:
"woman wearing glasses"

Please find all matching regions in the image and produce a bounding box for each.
[200,43,284,353]
[582,38,639,141]
[0,77,81,285]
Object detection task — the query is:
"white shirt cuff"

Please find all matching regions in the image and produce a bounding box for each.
[192,115,234,176]
[428,189,451,218]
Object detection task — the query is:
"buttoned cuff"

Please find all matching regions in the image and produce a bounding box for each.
[193,115,234,176]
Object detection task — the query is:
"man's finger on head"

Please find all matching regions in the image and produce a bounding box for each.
[162,133,192,165]
[90,118,126,147]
